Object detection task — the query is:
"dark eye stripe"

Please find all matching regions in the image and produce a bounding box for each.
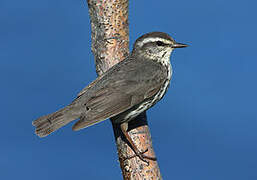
[156,41,166,46]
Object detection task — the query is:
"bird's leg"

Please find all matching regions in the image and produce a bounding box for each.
[120,122,157,164]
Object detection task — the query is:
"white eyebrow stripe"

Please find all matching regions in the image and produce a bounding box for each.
[137,37,171,47]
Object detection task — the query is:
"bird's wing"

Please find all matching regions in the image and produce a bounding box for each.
[72,59,167,131]
[77,75,103,98]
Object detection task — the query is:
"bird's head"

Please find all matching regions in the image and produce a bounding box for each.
[132,32,188,63]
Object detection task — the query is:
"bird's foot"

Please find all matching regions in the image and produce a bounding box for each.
[126,148,157,165]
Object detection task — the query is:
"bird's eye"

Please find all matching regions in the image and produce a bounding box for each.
[156,41,166,46]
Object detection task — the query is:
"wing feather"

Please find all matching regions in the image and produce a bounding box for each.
[72,58,168,131]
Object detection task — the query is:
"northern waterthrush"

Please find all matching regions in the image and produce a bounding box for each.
[33,32,188,163]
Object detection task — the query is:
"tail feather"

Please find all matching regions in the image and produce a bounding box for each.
[32,106,79,137]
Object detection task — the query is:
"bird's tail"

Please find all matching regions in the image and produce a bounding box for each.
[32,105,80,137]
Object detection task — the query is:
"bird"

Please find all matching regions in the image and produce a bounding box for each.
[32,32,187,162]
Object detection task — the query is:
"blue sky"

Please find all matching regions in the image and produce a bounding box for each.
[1,0,256,179]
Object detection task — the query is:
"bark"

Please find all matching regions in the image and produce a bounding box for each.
[87,0,162,179]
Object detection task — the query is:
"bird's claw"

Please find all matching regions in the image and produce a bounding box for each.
[125,148,157,165]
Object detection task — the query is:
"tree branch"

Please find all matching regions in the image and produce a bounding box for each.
[87,0,162,179]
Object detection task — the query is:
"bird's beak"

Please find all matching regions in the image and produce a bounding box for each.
[171,42,188,48]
